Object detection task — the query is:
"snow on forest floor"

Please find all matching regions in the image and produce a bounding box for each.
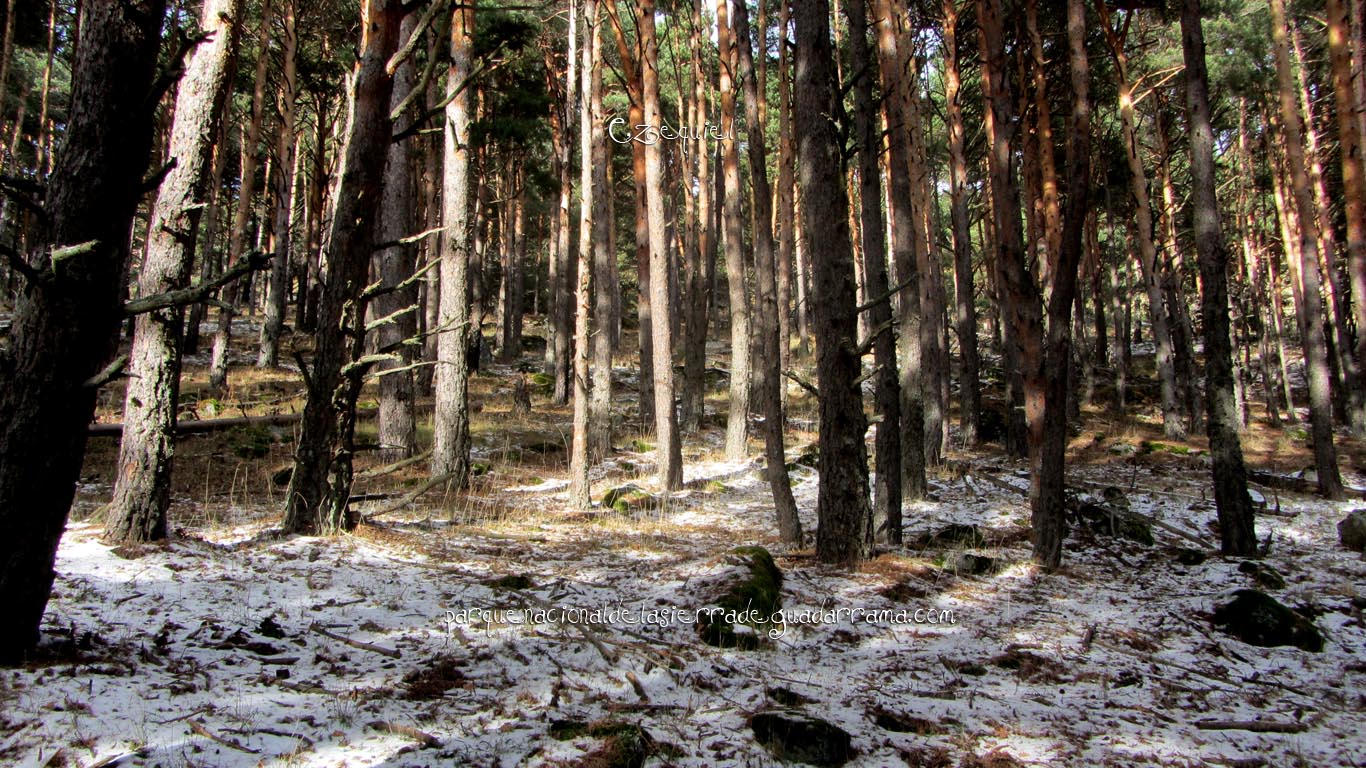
[3,444,1365,767]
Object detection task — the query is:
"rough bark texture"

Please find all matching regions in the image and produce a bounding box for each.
[570,0,599,509]
[680,0,712,433]
[0,0,166,664]
[943,0,979,448]
[430,1,476,489]
[1181,0,1256,555]
[872,0,926,501]
[548,1,576,406]
[257,1,299,368]
[282,0,401,534]
[1268,0,1344,499]
[734,0,801,543]
[640,0,683,490]
[717,0,751,462]
[845,0,901,545]
[1328,0,1366,438]
[106,0,243,544]
[588,27,612,461]
[373,8,420,461]
[208,0,273,389]
[795,0,873,565]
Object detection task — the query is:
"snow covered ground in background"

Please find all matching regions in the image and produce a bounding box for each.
[2,454,1364,767]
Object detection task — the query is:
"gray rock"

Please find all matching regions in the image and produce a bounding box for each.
[1338,510,1366,552]
[1212,589,1323,652]
[750,711,852,767]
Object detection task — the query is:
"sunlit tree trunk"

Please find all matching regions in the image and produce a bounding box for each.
[570,0,599,508]
[106,0,242,544]
[716,0,752,461]
[1328,0,1366,436]
[943,0,979,447]
[258,0,298,368]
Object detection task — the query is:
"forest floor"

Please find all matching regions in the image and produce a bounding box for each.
[2,318,1365,768]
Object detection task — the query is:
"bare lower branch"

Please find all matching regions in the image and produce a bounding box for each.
[124,251,269,316]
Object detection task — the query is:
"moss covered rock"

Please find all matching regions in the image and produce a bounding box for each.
[602,484,657,513]
[698,546,783,649]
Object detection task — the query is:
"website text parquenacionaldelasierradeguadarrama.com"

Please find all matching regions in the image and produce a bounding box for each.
[444,605,958,640]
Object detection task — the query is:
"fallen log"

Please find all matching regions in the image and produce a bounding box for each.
[88,412,302,438]
[1246,469,1366,500]
[1194,718,1307,734]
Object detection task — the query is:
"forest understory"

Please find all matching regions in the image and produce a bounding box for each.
[2,318,1363,768]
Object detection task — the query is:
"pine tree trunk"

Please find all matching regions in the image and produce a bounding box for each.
[586,3,613,462]
[209,1,273,389]
[1181,0,1257,555]
[638,0,683,489]
[735,0,801,543]
[795,0,872,565]
[0,0,166,664]
[1326,0,1366,437]
[257,0,298,368]
[1269,0,1344,499]
[775,0,795,375]
[717,0,752,462]
[549,3,577,406]
[1099,11,1184,439]
[871,0,926,500]
[943,0,979,447]
[680,0,712,433]
[282,0,402,533]
[844,0,900,545]
[373,7,420,461]
[106,0,242,544]
[570,0,599,509]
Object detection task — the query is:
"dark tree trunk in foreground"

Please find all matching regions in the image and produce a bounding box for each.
[734,0,801,543]
[106,0,243,544]
[431,2,476,488]
[845,0,901,545]
[795,0,872,565]
[1032,0,1091,569]
[640,0,683,490]
[373,8,420,461]
[283,0,401,534]
[1269,0,1344,499]
[0,0,166,664]
[1181,0,1256,555]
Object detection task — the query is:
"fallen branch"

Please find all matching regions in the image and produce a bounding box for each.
[1247,469,1366,500]
[189,720,260,754]
[367,720,441,748]
[124,250,270,317]
[309,622,402,659]
[362,471,463,517]
[782,369,820,399]
[1194,718,1307,734]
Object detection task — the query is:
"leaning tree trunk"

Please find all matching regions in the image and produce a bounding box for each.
[734,0,801,543]
[717,0,751,462]
[282,0,402,534]
[1181,0,1256,555]
[1269,0,1344,499]
[0,0,166,664]
[639,0,683,490]
[844,0,901,545]
[257,0,298,368]
[372,7,421,461]
[795,0,873,565]
[430,1,476,489]
[872,0,926,501]
[106,0,243,545]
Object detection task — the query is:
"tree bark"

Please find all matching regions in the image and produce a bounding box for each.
[0,0,166,664]
[1327,0,1366,438]
[258,0,299,368]
[106,0,243,544]
[282,0,402,533]
[1269,0,1344,499]
[844,0,900,545]
[588,0,614,463]
[373,7,420,461]
[680,0,712,433]
[209,1,273,389]
[943,0,979,448]
[638,0,683,490]
[872,0,926,501]
[717,0,752,462]
[548,1,576,406]
[795,0,872,565]
[570,0,599,509]
[1180,0,1256,555]
[734,0,801,543]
